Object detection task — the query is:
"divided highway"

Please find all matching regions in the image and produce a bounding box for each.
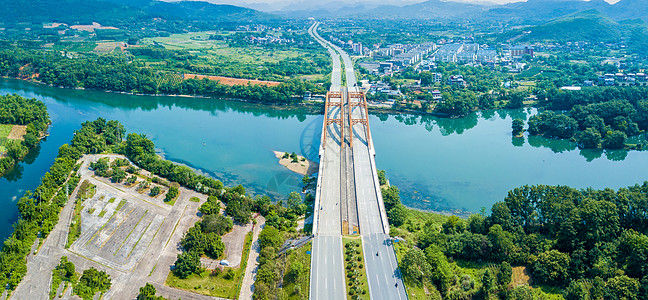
[309,22,408,300]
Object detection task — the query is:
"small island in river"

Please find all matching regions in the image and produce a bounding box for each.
[273,151,318,176]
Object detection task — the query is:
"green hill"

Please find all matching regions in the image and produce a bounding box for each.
[0,0,273,27]
[519,10,622,43]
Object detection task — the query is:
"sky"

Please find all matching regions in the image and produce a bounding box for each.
[166,0,621,11]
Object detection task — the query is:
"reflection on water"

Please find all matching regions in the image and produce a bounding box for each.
[1,78,647,240]
[372,108,648,215]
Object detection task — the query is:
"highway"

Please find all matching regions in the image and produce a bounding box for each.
[308,22,346,300]
[309,21,407,300]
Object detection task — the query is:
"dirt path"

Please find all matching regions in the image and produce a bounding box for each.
[238,216,266,300]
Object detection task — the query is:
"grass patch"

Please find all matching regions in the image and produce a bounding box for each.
[98,210,106,217]
[116,199,127,211]
[66,198,85,248]
[342,237,368,299]
[390,208,450,242]
[108,197,116,203]
[190,197,200,202]
[0,124,13,153]
[86,208,95,215]
[0,124,12,138]
[281,241,312,299]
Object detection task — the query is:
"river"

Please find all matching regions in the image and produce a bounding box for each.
[0,78,646,242]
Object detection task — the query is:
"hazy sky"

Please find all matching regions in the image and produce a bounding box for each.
[167,0,621,10]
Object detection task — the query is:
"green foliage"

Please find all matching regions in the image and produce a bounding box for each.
[165,186,179,202]
[173,251,201,279]
[528,111,578,139]
[382,185,401,212]
[258,226,283,250]
[199,195,221,215]
[137,283,168,300]
[74,267,111,300]
[512,119,525,136]
[111,168,127,183]
[377,170,387,186]
[201,214,233,235]
[602,130,627,149]
[388,204,408,227]
[149,186,161,197]
[401,248,431,286]
[576,127,602,149]
[606,275,640,300]
[179,225,225,258]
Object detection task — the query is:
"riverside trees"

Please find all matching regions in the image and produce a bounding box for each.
[404,182,648,298]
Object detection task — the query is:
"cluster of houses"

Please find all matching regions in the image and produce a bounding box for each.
[593,73,648,87]
[357,42,437,74]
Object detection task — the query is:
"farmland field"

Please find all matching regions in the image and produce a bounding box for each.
[0,124,13,154]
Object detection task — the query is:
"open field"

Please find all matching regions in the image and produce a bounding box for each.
[140,31,306,64]
[0,124,12,153]
[183,74,281,87]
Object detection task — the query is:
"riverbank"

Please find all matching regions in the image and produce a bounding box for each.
[8,76,455,118]
[273,151,318,176]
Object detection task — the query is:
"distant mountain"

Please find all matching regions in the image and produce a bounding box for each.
[510,9,623,43]
[487,0,612,23]
[0,0,273,26]
[361,0,488,19]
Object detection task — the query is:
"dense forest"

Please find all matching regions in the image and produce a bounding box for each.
[0,94,49,176]
[527,88,648,150]
[0,49,327,105]
[396,182,648,299]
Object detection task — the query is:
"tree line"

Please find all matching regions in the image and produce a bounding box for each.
[0,48,327,105]
[524,97,648,150]
[400,182,648,299]
[0,94,49,176]
[0,118,121,292]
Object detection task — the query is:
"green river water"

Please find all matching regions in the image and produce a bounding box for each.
[0,78,646,242]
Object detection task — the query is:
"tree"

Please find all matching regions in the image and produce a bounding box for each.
[506,286,533,300]
[201,214,233,235]
[442,215,466,235]
[75,267,111,300]
[286,191,305,215]
[111,168,126,183]
[564,280,591,300]
[258,226,283,250]
[401,248,431,286]
[606,275,640,300]
[482,269,495,295]
[165,186,179,202]
[377,170,387,186]
[388,204,408,227]
[173,251,200,278]
[602,130,626,149]
[382,185,401,212]
[23,132,38,148]
[498,261,512,289]
[149,186,161,197]
[137,283,164,300]
[512,119,524,136]
[576,127,602,149]
[533,250,570,285]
